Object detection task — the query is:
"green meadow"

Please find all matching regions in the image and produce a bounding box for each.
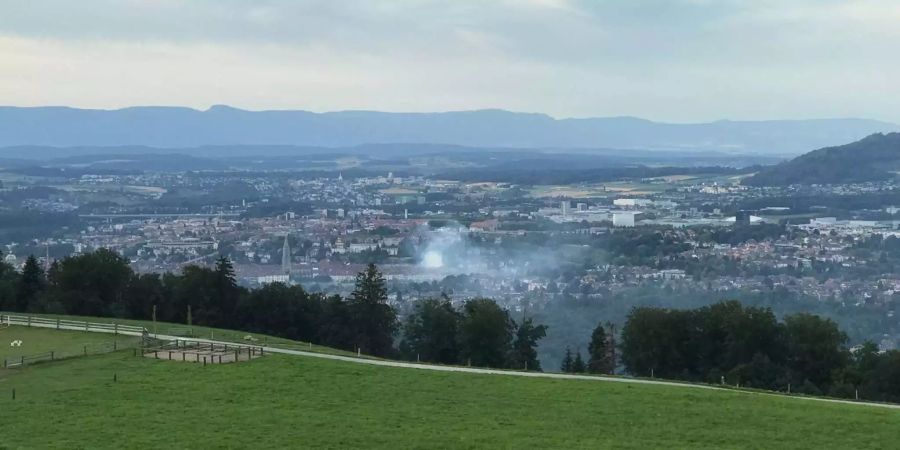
[1,326,899,449]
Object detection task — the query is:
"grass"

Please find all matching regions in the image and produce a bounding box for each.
[2,336,900,449]
[0,326,138,364]
[3,312,363,358]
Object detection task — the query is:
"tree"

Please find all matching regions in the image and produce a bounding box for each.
[560,347,574,373]
[783,313,849,391]
[459,298,514,368]
[572,351,586,373]
[0,256,17,312]
[400,297,460,364]
[47,249,133,316]
[620,306,694,379]
[510,317,548,371]
[588,322,612,374]
[348,263,398,357]
[317,294,356,351]
[212,257,242,326]
[16,255,45,312]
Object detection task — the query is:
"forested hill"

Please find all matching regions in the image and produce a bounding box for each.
[743,133,900,186]
[0,106,897,154]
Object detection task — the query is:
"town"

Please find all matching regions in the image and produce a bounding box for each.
[5,161,900,358]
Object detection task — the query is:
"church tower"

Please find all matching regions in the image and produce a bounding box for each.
[281,234,292,275]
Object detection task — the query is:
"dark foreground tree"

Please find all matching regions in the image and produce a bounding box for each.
[510,317,548,371]
[560,347,574,373]
[348,263,398,356]
[16,255,45,312]
[459,298,514,368]
[588,322,612,374]
[400,297,460,364]
[572,351,586,373]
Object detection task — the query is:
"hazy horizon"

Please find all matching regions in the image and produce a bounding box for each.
[3,104,899,126]
[2,1,900,123]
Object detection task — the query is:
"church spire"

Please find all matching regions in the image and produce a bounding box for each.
[281,234,292,275]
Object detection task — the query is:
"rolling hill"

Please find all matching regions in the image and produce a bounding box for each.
[743,132,900,186]
[1,105,897,155]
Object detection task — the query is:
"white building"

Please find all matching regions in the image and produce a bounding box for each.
[614,198,652,208]
[612,211,637,227]
[257,274,290,285]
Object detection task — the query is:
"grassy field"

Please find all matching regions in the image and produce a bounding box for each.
[3,312,362,358]
[1,332,900,449]
[0,326,138,364]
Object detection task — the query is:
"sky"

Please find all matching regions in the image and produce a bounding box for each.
[1,0,899,123]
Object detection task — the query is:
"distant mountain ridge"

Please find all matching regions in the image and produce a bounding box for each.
[0,105,897,155]
[742,133,900,186]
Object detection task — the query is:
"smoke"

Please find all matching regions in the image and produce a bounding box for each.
[422,250,444,269]
[417,223,484,274]
[415,222,561,279]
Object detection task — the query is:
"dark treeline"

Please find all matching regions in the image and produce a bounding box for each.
[399,297,549,370]
[0,249,545,367]
[620,301,900,403]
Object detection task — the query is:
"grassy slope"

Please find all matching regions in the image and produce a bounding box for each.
[3,312,360,357]
[2,349,900,449]
[0,327,138,362]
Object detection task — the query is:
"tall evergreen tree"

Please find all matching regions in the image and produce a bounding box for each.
[560,347,574,373]
[213,257,241,326]
[573,350,586,373]
[588,322,612,374]
[348,263,398,356]
[16,255,45,312]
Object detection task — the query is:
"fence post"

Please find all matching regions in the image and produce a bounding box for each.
[56,318,60,330]
[114,323,118,335]
[51,351,54,361]
[27,316,31,327]
[168,351,172,360]
[182,353,186,362]
[114,341,117,351]
[21,356,25,366]
[203,357,207,367]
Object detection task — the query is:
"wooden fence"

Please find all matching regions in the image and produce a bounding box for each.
[3,339,139,369]
[1,314,147,336]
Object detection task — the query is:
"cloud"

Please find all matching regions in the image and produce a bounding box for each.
[0,1,898,122]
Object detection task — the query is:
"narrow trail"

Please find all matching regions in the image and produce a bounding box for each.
[14,319,900,410]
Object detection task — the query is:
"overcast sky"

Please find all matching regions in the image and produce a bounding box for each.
[1,0,898,122]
